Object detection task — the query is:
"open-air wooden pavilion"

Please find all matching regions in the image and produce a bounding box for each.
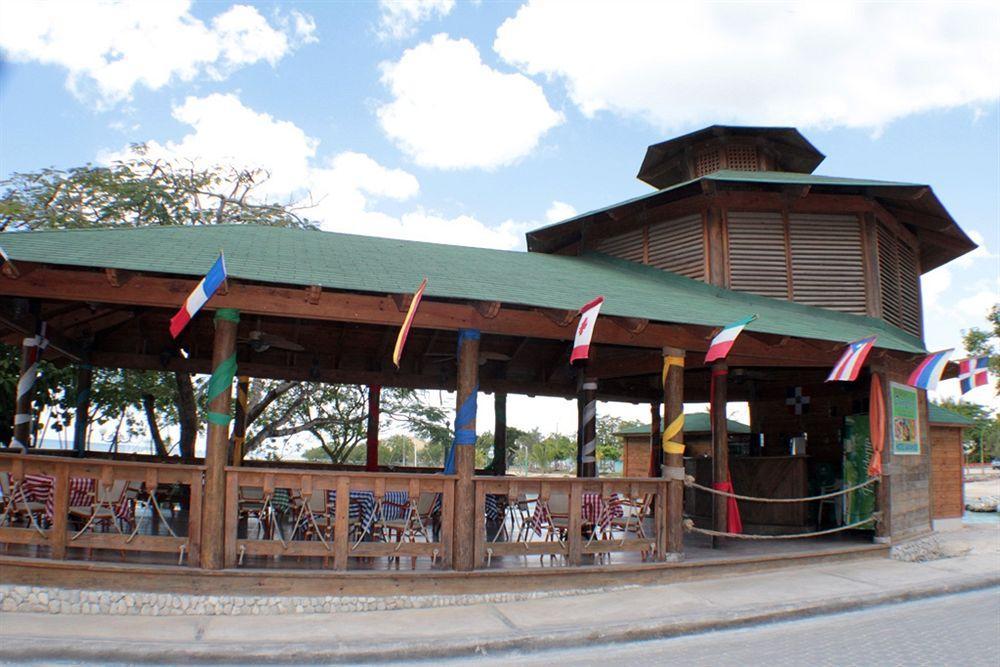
[0,125,976,594]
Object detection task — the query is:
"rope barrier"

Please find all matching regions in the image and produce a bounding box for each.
[683,516,877,540]
[684,475,879,503]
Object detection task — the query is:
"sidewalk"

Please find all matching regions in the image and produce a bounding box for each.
[2,526,997,663]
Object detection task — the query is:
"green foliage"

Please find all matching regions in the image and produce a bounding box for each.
[935,398,1000,461]
[595,416,643,463]
[962,303,1000,393]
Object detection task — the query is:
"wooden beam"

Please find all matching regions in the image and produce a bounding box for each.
[305,285,322,305]
[663,347,685,557]
[453,329,479,571]
[610,316,649,335]
[104,268,132,287]
[535,307,576,328]
[0,314,83,363]
[474,301,501,319]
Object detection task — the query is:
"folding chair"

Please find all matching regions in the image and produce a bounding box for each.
[377,492,438,567]
[534,493,569,564]
[0,473,46,534]
[289,489,331,551]
[69,480,128,539]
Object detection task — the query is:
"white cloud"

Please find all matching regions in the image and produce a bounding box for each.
[494,1,1000,131]
[921,267,952,313]
[377,34,563,169]
[0,1,315,106]
[102,93,536,250]
[956,229,997,268]
[545,201,576,223]
[377,0,455,40]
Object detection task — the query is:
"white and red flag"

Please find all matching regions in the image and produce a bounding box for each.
[705,314,756,363]
[826,335,877,382]
[570,296,604,363]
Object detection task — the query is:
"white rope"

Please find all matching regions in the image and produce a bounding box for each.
[684,476,879,503]
[683,516,877,540]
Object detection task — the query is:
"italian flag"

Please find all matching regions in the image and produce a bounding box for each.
[705,314,756,363]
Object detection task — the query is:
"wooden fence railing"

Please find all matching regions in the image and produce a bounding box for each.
[0,453,203,566]
[223,467,455,570]
[472,476,668,568]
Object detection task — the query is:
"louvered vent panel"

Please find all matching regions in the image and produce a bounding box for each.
[897,237,922,335]
[647,214,705,280]
[695,150,721,176]
[788,214,867,315]
[726,145,759,171]
[877,221,904,331]
[727,211,789,299]
[593,227,645,263]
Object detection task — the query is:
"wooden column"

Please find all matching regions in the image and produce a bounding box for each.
[200,309,239,570]
[12,317,45,449]
[365,384,381,472]
[231,376,249,465]
[578,377,598,478]
[662,347,686,558]
[493,391,507,476]
[711,360,729,548]
[452,329,480,571]
[648,400,662,477]
[72,362,93,455]
[706,205,728,288]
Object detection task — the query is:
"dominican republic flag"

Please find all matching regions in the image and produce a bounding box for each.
[570,296,604,363]
[906,349,953,391]
[826,335,877,382]
[958,356,990,394]
[705,314,756,363]
[392,277,428,368]
[169,252,227,338]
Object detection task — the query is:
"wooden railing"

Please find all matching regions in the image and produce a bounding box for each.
[472,476,669,568]
[223,467,455,570]
[0,453,204,566]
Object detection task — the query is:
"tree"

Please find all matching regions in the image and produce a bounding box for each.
[962,303,999,393]
[595,416,643,464]
[935,399,1000,462]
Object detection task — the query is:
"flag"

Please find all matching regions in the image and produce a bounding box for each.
[906,349,953,391]
[169,252,227,338]
[392,277,427,368]
[570,296,604,363]
[0,245,9,267]
[826,335,877,382]
[705,314,756,363]
[958,356,990,394]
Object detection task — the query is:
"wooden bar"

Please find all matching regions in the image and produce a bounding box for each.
[452,329,480,571]
[201,310,239,570]
[711,360,729,548]
[232,376,249,465]
[50,462,70,559]
[72,362,93,455]
[439,478,454,565]
[334,476,349,570]
[568,483,582,565]
[187,468,203,568]
[663,347,685,557]
[648,400,662,477]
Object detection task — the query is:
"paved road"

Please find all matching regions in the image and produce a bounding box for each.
[429,588,1000,667]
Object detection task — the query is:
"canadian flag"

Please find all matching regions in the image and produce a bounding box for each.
[571,296,605,363]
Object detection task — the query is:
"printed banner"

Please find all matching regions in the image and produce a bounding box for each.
[889,382,921,455]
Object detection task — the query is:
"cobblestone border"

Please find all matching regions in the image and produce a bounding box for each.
[0,582,639,616]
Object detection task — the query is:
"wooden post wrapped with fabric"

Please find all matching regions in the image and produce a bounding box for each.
[493,391,507,476]
[710,360,729,547]
[72,362,93,455]
[869,371,891,540]
[201,308,239,570]
[231,376,249,465]
[662,347,685,557]
[12,320,47,449]
[578,378,598,477]
[365,385,381,472]
[451,328,479,571]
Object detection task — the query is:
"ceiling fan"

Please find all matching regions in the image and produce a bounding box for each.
[425,351,512,366]
[239,329,306,353]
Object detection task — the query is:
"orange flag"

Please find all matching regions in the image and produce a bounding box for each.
[392,278,428,368]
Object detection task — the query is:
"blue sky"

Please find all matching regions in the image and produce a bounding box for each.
[1,1,997,426]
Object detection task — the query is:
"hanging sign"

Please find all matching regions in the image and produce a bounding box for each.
[889,382,921,455]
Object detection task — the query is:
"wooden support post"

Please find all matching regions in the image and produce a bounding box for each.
[578,378,598,478]
[662,347,686,558]
[493,391,507,476]
[452,329,480,571]
[72,362,93,456]
[200,309,239,570]
[231,376,249,466]
[12,316,44,449]
[648,400,662,477]
[711,360,729,548]
[50,462,70,560]
[366,384,381,472]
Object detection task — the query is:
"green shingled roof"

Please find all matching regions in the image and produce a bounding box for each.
[0,224,925,352]
[928,403,975,427]
[616,413,750,436]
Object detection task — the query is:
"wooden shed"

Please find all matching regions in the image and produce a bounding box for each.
[928,403,974,531]
[617,413,750,476]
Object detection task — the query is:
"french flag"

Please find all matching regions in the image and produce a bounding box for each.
[826,335,877,382]
[169,252,227,339]
[907,349,953,391]
[958,356,990,394]
[705,314,756,363]
[570,296,604,363]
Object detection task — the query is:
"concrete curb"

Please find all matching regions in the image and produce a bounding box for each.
[3,573,998,663]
